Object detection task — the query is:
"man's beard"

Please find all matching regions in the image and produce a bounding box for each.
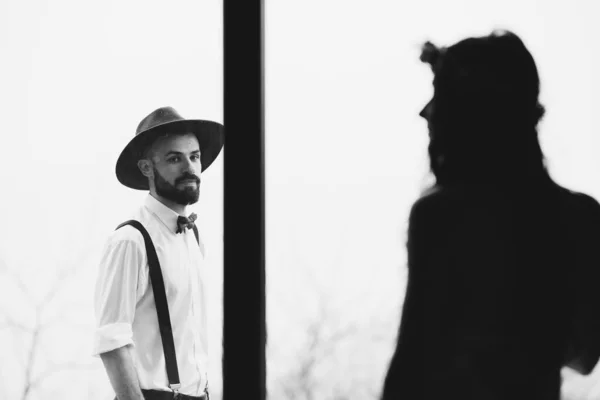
[153,167,200,205]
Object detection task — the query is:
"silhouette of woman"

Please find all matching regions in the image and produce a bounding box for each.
[381,30,600,400]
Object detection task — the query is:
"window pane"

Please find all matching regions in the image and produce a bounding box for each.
[0,1,223,399]
[265,2,600,399]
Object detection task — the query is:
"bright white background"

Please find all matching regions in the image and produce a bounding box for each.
[265,1,600,399]
[1,1,600,399]
[0,1,223,399]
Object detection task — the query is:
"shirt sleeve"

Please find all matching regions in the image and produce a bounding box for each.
[92,231,145,356]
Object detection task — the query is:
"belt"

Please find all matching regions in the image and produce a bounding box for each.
[141,389,208,400]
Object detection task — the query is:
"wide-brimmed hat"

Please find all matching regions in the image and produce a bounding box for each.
[116,106,224,190]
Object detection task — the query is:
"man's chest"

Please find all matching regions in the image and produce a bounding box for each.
[151,237,204,302]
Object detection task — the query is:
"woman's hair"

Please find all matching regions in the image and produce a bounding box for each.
[420,30,551,186]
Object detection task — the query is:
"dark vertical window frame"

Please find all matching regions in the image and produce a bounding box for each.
[222,1,266,400]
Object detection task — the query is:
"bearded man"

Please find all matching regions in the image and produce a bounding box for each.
[93,107,224,400]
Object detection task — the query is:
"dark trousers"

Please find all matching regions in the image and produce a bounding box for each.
[114,389,208,400]
[142,389,208,400]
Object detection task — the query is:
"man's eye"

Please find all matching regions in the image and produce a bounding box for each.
[191,154,200,161]
[168,157,180,163]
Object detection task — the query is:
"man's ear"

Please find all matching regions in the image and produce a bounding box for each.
[137,159,154,178]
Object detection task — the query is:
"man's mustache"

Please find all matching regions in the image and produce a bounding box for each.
[175,173,200,185]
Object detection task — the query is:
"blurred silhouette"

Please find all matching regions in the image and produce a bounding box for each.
[381,30,600,400]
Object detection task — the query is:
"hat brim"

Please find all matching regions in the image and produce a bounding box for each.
[115,119,224,190]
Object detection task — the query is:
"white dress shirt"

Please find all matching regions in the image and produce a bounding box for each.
[93,194,208,396]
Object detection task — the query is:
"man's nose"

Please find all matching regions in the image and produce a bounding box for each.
[182,157,198,174]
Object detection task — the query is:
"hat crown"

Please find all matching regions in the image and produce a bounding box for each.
[117,106,224,190]
[136,107,185,136]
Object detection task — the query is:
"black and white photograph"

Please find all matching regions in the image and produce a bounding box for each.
[1,1,600,399]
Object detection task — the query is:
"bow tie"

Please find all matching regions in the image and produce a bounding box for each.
[176,213,197,234]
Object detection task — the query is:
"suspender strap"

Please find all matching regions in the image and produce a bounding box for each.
[192,225,200,246]
[116,220,181,391]
[192,225,205,257]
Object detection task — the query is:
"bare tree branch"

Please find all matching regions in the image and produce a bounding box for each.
[27,361,96,392]
[37,262,83,308]
[0,249,93,400]
[38,313,91,332]
[271,261,392,400]
[0,318,32,333]
[20,319,41,400]
[0,260,33,306]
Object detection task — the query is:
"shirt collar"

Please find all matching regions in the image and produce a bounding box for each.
[144,194,184,234]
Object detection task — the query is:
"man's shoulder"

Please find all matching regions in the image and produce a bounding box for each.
[105,206,152,247]
[110,222,145,241]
